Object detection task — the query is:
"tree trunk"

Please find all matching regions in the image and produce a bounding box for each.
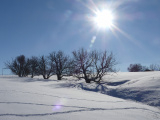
[57,74,62,80]
[85,78,91,83]
[31,73,34,78]
[83,71,90,83]
[84,75,90,83]
[43,75,47,79]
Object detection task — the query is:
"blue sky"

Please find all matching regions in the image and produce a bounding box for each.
[0,0,160,73]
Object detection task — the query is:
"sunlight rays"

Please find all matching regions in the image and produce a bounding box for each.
[111,24,143,48]
[76,0,145,51]
[84,0,144,48]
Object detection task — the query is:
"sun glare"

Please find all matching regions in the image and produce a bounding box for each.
[93,10,114,29]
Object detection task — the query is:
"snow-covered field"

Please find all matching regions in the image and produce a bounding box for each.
[0,72,160,120]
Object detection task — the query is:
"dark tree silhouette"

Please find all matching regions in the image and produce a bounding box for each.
[72,48,92,83]
[90,50,117,82]
[128,64,143,72]
[37,55,54,79]
[6,55,30,77]
[5,49,117,80]
[49,51,71,80]
[28,56,39,78]
[72,48,117,83]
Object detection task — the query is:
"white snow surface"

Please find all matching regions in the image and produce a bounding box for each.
[0,72,160,120]
[105,72,160,107]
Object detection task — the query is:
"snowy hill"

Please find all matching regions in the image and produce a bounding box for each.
[106,72,160,107]
[0,72,160,120]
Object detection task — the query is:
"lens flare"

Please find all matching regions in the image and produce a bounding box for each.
[52,98,67,111]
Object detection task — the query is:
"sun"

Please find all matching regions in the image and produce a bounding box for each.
[93,10,114,29]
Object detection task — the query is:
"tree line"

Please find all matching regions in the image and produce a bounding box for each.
[128,63,160,72]
[6,48,117,83]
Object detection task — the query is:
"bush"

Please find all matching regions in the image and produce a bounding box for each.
[128,64,143,72]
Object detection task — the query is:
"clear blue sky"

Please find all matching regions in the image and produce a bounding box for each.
[0,0,160,73]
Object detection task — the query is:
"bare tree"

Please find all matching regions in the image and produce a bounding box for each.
[72,48,93,83]
[5,55,30,77]
[28,56,39,78]
[90,50,117,82]
[37,55,54,79]
[150,64,160,71]
[142,66,151,71]
[72,48,117,83]
[49,51,71,80]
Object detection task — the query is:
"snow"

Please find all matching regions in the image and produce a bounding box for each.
[105,72,160,107]
[0,72,160,120]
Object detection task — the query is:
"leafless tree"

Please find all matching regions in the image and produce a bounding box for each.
[49,51,71,80]
[90,50,117,82]
[28,56,39,78]
[150,64,160,71]
[5,55,30,77]
[37,55,54,79]
[72,48,117,83]
[141,66,151,71]
[72,48,93,83]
